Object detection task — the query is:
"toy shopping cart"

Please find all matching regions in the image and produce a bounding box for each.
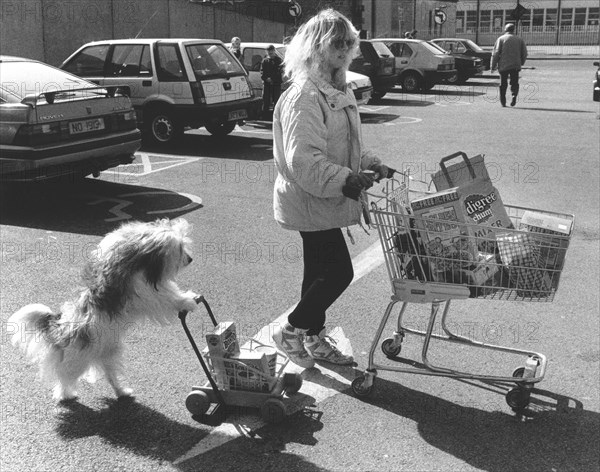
[351,171,574,412]
[179,297,303,425]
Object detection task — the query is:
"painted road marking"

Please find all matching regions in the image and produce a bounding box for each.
[174,240,384,464]
[101,152,201,177]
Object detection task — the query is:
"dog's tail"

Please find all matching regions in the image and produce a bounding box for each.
[7,304,60,361]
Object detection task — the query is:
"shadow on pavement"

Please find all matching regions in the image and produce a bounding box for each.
[55,397,207,464]
[0,179,202,235]
[305,367,599,472]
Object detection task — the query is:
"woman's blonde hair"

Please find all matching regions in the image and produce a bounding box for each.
[284,8,359,84]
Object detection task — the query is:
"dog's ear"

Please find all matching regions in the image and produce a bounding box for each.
[142,244,168,289]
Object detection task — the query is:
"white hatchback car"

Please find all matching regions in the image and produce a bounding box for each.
[231,42,373,106]
[61,39,262,145]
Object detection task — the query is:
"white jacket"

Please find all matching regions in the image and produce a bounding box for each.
[272,77,380,232]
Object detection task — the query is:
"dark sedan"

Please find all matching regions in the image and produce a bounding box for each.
[428,41,485,84]
[431,38,492,71]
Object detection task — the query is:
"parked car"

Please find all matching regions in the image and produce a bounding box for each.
[231,42,373,106]
[427,41,485,84]
[60,39,262,145]
[371,38,456,93]
[430,38,492,71]
[350,40,396,99]
[0,55,140,182]
[593,61,600,102]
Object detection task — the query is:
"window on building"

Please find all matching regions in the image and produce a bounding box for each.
[519,8,531,31]
[532,9,544,29]
[456,11,465,33]
[466,10,477,33]
[480,10,491,33]
[492,10,505,32]
[546,9,557,31]
[574,8,586,30]
[561,8,573,31]
[588,7,599,27]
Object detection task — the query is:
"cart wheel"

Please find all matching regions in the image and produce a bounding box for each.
[506,387,531,412]
[351,376,374,398]
[261,398,287,424]
[381,338,402,358]
[283,372,303,395]
[512,367,526,378]
[185,391,210,416]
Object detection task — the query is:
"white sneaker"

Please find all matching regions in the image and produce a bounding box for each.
[272,324,315,369]
[304,329,354,365]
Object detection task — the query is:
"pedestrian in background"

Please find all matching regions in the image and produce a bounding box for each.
[491,23,528,107]
[271,9,393,367]
[260,45,283,118]
[229,36,242,60]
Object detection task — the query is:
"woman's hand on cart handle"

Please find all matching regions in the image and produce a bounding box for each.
[368,164,397,182]
[343,171,374,200]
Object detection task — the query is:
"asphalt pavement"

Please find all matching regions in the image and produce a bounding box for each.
[1,59,599,472]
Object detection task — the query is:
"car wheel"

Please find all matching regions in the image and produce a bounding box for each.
[205,121,237,137]
[145,107,182,146]
[401,72,422,93]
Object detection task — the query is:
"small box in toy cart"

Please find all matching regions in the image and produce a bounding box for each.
[225,349,277,392]
[410,188,479,280]
[519,211,572,270]
[205,321,240,357]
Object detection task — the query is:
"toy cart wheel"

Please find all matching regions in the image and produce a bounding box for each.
[283,372,303,395]
[512,367,526,378]
[186,391,210,416]
[506,387,531,412]
[381,338,402,358]
[261,398,287,424]
[351,376,374,397]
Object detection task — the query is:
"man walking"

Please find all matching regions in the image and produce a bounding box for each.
[491,23,528,107]
[260,45,283,118]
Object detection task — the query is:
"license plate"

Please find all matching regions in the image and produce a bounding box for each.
[69,118,105,135]
[228,109,248,121]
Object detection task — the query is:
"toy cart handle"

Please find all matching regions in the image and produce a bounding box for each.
[178,296,226,406]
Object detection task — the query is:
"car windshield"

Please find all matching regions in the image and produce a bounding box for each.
[0,61,95,100]
[464,39,485,52]
[422,41,448,54]
[371,41,393,57]
[186,44,246,78]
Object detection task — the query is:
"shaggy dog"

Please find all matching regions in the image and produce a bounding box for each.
[8,218,198,401]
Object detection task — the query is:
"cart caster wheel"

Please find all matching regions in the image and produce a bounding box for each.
[186,391,210,416]
[283,372,303,395]
[381,338,402,358]
[506,387,531,412]
[512,367,526,378]
[261,398,287,423]
[351,376,374,397]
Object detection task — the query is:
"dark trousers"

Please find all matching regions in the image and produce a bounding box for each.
[262,82,281,112]
[287,228,354,335]
[499,69,520,104]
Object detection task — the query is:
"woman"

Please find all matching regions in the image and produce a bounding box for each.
[271,9,392,367]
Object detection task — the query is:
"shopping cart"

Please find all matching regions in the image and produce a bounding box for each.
[179,297,303,425]
[351,171,574,412]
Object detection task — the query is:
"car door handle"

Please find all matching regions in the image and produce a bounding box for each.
[142,80,152,87]
[401,60,408,64]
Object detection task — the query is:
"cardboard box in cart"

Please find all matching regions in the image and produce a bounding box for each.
[410,188,479,278]
[519,211,573,270]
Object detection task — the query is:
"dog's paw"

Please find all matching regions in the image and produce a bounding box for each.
[181,293,199,312]
[54,386,79,402]
[115,387,134,398]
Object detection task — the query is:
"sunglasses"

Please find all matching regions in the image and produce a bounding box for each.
[331,38,356,50]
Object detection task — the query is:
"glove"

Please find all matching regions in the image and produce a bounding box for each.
[369,164,395,181]
[342,172,373,200]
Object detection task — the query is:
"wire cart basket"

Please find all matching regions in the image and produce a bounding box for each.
[351,171,575,412]
[179,297,303,425]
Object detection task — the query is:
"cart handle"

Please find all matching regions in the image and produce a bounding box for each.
[178,296,226,406]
